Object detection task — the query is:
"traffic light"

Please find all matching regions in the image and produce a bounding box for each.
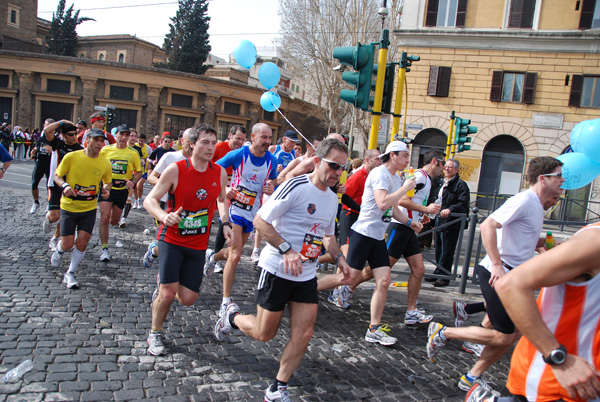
[333,43,375,110]
[454,117,477,153]
[370,63,396,114]
[399,53,420,72]
[105,111,114,126]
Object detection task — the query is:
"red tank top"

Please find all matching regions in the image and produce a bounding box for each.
[157,159,222,250]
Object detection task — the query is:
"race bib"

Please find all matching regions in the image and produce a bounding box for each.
[111,159,128,175]
[231,186,257,211]
[73,184,97,201]
[382,207,393,222]
[178,208,209,236]
[300,233,323,262]
[112,179,126,188]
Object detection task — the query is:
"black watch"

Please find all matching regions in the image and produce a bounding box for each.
[278,241,292,254]
[543,344,567,365]
[222,222,232,229]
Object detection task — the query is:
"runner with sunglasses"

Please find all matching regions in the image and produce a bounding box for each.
[41,120,84,250]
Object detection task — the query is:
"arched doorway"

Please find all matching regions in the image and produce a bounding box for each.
[476,135,525,210]
[412,128,447,168]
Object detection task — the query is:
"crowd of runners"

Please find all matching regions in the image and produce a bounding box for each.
[3,112,599,402]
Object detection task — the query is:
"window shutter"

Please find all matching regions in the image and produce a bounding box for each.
[569,75,584,107]
[456,0,468,28]
[438,67,452,97]
[579,0,595,29]
[508,0,524,27]
[509,0,535,28]
[522,72,537,104]
[428,66,440,96]
[490,71,503,102]
[426,0,439,27]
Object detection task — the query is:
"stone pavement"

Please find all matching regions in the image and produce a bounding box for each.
[0,187,511,402]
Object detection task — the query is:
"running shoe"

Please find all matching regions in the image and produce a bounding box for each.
[364,324,397,346]
[147,330,166,356]
[327,287,342,307]
[50,250,62,267]
[458,375,499,396]
[339,285,353,308]
[143,241,157,269]
[264,385,292,402]
[29,202,39,214]
[405,309,433,325]
[42,215,52,234]
[464,382,498,402]
[218,300,231,318]
[205,248,217,274]
[115,240,124,248]
[214,262,224,274]
[63,273,79,289]
[118,217,127,228]
[462,341,485,357]
[454,301,469,327]
[214,302,240,341]
[426,322,447,363]
[100,248,111,262]
[250,249,260,265]
[48,237,59,251]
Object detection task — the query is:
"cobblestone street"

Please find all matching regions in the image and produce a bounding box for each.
[0,178,509,402]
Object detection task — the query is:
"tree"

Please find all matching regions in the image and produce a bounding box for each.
[158,0,212,75]
[46,0,94,57]
[277,0,402,149]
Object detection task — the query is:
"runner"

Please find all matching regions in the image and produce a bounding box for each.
[50,128,112,289]
[209,123,277,317]
[132,133,152,209]
[214,138,350,402]
[317,141,417,346]
[144,124,232,356]
[40,120,83,249]
[98,124,142,261]
[29,118,55,214]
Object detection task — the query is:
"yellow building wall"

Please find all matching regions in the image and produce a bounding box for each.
[464,0,505,29]
[538,0,582,30]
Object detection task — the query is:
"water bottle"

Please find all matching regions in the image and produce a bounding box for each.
[428,197,443,219]
[406,168,415,197]
[545,231,555,250]
[392,281,408,287]
[2,359,33,383]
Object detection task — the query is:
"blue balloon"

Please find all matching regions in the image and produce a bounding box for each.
[233,40,257,69]
[260,91,281,112]
[569,120,586,153]
[557,152,600,190]
[258,62,281,90]
[572,118,600,163]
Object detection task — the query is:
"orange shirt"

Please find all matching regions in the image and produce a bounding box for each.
[212,141,233,182]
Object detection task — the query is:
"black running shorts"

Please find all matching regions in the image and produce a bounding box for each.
[60,209,97,236]
[255,269,318,312]
[346,230,390,270]
[386,222,421,260]
[476,265,515,335]
[99,188,128,210]
[158,240,205,293]
[339,210,358,246]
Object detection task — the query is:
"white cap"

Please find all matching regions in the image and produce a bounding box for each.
[381,141,409,157]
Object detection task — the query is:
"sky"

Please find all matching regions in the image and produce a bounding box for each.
[37,0,282,59]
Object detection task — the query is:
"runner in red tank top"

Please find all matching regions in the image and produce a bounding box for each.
[143,124,233,356]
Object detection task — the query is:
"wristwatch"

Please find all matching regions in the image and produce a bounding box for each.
[278,241,292,254]
[222,222,232,229]
[543,344,567,365]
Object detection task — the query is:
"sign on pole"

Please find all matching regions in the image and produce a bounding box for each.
[377,118,389,146]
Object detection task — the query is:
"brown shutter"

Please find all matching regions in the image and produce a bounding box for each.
[509,0,536,28]
[438,67,452,97]
[426,0,439,27]
[456,0,468,28]
[522,72,537,104]
[490,71,503,102]
[428,66,440,96]
[579,0,595,29]
[521,0,535,28]
[569,75,584,107]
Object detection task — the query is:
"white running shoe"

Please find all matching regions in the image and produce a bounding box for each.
[453,301,469,327]
[462,341,485,357]
[147,330,166,356]
[364,324,397,346]
[63,273,79,289]
[42,215,52,234]
[426,322,448,363]
[100,248,110,261]
[214,261,224,274]
[29,202,39,214]
[405,309,433,325]
[250,249,260,264]
[264,385,292,402]
[118,217,127,228]
[48,237,59,251]
[115,240,124,248]
[51,250,62,267]
[205,249,217,275]
[143,242,157,269]
[214,302,240,341]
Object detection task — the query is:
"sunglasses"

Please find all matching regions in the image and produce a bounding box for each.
[321,158,347,171]
[543,172,563,179]
[64,132,76,137]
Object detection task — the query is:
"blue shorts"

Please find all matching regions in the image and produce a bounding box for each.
[230,214,254,233]
[142,172,148,179]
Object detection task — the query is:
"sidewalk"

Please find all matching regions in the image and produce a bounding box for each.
[0,187,510,402]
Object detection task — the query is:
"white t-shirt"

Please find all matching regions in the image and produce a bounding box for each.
[351,164,403,241]
[153,151,187,203]
[395,169,431,224]
[257,174,337,282]
[479,188,544,272]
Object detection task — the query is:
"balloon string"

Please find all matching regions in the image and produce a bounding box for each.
[273,102,316,151]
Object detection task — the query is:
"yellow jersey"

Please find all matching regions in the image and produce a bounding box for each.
[99,144,141,190]
[55,150,113,213]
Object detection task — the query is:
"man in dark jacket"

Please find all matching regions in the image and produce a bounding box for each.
[431,158,470,287]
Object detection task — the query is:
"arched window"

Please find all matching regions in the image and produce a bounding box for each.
[118,54,124,63]
[99,54,104,61]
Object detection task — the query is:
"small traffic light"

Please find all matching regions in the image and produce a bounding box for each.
[333,43,375,110]
[400,53,420,72]
[369,63,396,114]
[105,112,114,126]
[455,117,477,153]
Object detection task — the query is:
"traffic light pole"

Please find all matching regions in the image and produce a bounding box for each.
[446,111,455,159]
[368,29,389,150]
[391,55,406,141]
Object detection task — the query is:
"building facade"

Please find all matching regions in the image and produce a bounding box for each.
[393,0,600,218]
